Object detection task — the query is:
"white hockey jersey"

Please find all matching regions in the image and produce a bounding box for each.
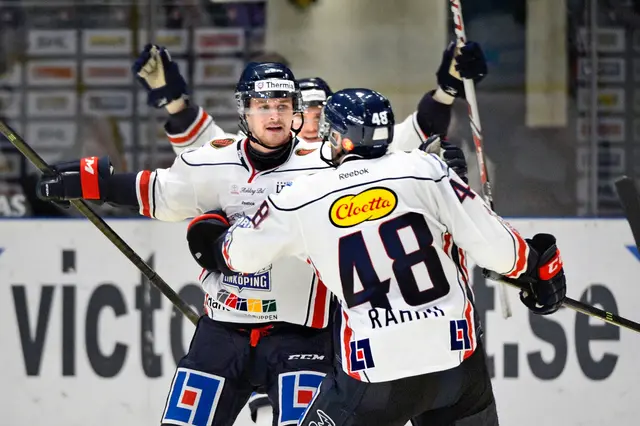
[165,106,429,155]
[135,137,332,327]
[222,149,530,382]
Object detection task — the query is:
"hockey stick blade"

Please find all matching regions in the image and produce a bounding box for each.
[0,120,200,326]
[615,176,640,255]
[483,269,640,333]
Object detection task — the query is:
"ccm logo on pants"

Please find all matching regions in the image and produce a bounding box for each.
[162,367,225,425]
[278,371,325,425]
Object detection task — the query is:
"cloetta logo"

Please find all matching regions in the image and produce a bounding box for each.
[329,187,397,228]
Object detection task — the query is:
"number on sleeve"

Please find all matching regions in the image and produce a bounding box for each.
[251,200,270,227]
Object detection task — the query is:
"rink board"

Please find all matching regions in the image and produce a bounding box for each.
[0,218,638,425]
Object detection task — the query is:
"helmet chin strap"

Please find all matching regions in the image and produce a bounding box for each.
[319,140,362,168]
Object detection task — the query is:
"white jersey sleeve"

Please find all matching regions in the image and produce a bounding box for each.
[414,151,529,278]
[222,196,307,274]
[389,112,430,152]
[166,106,238,155]
[134,150,201,221]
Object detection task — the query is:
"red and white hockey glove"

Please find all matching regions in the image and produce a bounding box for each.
[36,156,113,204]
[519,233,566,315]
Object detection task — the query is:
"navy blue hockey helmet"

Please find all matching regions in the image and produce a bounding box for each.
[319,88,395,166]
[298,77,333,109]
[235,62,303,114]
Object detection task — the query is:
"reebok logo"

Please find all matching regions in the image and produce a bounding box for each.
[339,168,369,180]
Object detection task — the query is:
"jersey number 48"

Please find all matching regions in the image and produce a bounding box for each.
[338,212,450,309]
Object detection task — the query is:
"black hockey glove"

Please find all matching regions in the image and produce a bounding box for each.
[36,156,113,204]
[436,41,487,99]
[519,233,566,315]
[132,44,188,109]
[187,210,233,275]
[419,135,469,183]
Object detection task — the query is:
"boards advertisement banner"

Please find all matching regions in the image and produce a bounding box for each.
[1,219,639,425]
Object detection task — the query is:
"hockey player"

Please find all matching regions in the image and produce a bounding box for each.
[128,42,483,425]
[132,41,486,155]
[295,77,333,143]
[196,89,567,425]
[35,61,463,426]
[37,62,337,426]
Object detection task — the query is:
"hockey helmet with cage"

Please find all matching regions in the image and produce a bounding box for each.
[319,88,395,167]
[235,62,303,115]
[235,62,303,146]
[298,77,333,109]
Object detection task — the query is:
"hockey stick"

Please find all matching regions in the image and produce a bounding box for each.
[449,0,512,319]
[0,120,200,326]
[483,270,640,333]
[615,176,640,255]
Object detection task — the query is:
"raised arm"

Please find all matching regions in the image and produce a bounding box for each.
[132,44,235,155]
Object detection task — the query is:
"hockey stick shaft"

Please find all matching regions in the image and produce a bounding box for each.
[484,270,640,333]
[615,176,640,255]
[0,120,200,326]
[449,0,511,318]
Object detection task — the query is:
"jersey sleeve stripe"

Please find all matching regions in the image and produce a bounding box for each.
[447,243,476,360]
[457,248,470,284]
[443,232,453,257]
[167,107,211,146]
[462,300,476,360]
[151,172,158,218]
[341,310,361,381]
[136,170,152,217]
[504,226,529,278]
[310,280,329,329]
[411,111,429,143]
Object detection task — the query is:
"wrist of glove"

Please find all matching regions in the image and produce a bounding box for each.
[419,135,468,183]
[132,44,188,109]
[187,211,233,275]
[36,156,113,203]
[436,41,487,99]
[519,233,567,315]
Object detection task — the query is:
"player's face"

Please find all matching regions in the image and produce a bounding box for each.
[299,106,323,143]
[246,98,295,148]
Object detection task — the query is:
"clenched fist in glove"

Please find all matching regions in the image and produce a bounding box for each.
[436,41,487,99]
[132,44,188,110]
[519,233,567,315]
[419,135,468,183]
[187,211,233,275]
[36,156,114,204]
